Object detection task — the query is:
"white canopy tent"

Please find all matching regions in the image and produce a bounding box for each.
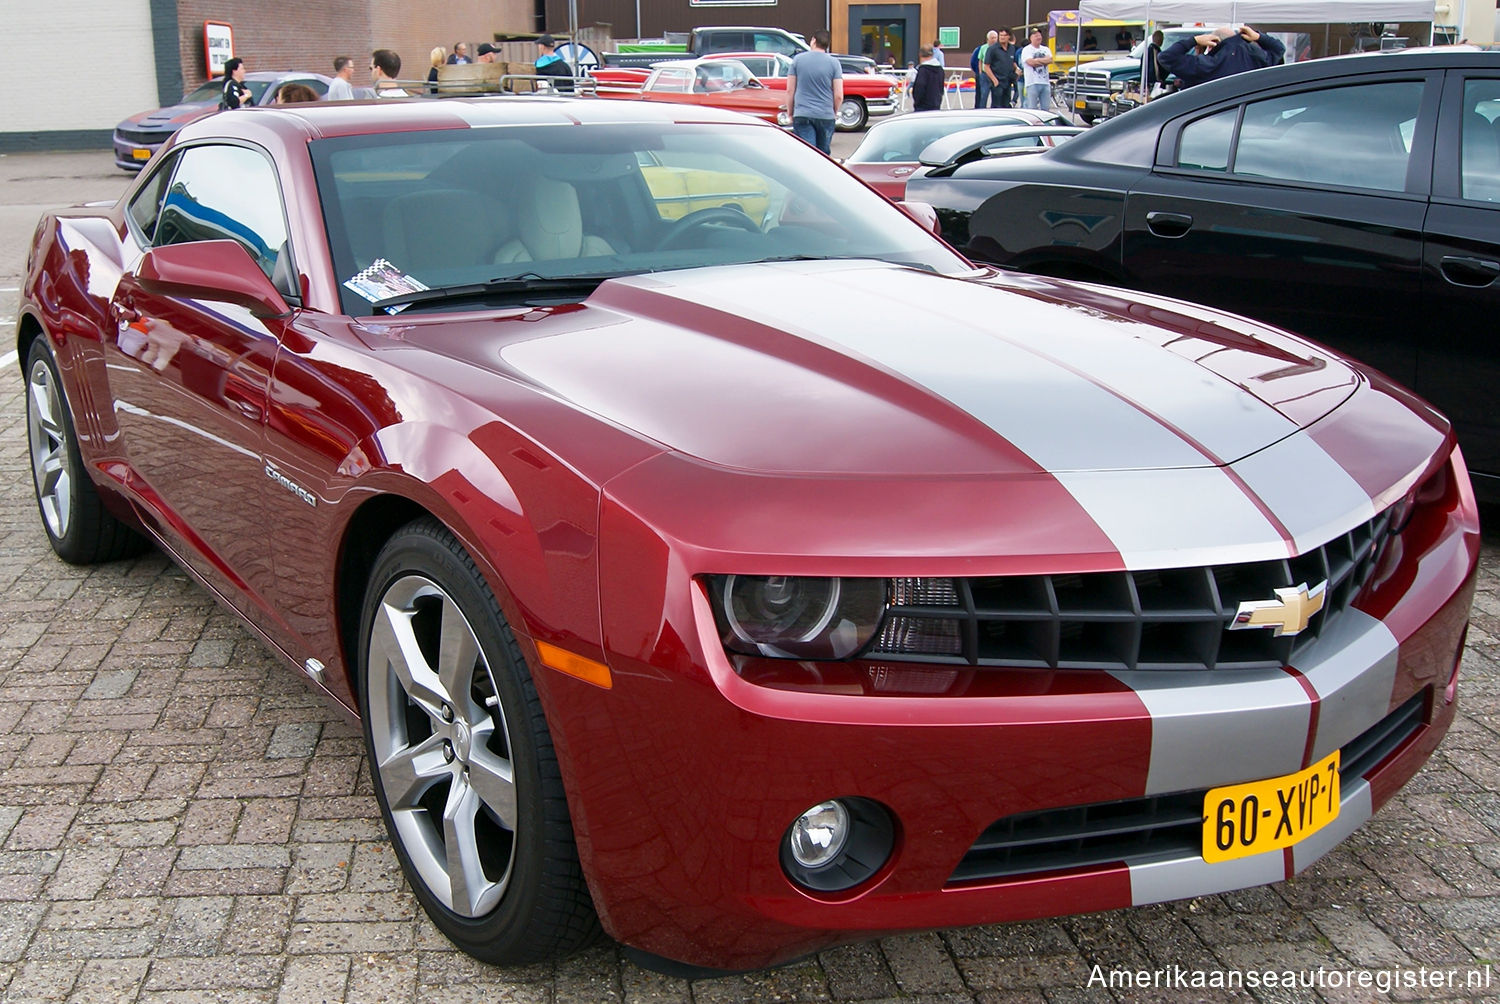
[1077,0,1432,23]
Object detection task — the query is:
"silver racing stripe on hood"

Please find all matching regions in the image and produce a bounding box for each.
[641,263,1302,470]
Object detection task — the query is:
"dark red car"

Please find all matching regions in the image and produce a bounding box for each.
[19,97,1479,973]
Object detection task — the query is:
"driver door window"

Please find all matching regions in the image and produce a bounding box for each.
[155,144,290,279]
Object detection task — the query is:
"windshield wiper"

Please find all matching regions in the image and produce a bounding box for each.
[372,273,614,312]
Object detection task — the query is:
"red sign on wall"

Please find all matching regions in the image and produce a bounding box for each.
[205,22,234,78]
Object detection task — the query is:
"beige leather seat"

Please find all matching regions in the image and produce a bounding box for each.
[493,177,616,263]
[381,188,510,270]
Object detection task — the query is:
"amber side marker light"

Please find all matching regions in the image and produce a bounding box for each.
[535,641,613,689]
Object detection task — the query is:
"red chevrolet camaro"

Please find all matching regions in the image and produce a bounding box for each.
[18,97,1480,974]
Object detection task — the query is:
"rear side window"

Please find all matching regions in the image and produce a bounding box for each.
[1236,81,1422,191]
[1177,108,1235,171]
[1461,78,1500,202]
[1173,80,1424,193]
[752,32,799,55]
[154,144,289,278]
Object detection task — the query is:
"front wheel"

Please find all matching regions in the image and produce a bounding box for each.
[25,339,145,564]
[836,96,868,131]
[358,518,600,964]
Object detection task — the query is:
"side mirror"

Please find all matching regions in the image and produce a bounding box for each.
[137,240,292,318]
[897,200,943,237]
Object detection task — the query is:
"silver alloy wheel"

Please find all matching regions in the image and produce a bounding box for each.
[27,356,71,540]
[366,573,517,917]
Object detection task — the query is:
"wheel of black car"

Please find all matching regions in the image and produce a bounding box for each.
[358,518,600,964]
[656,205,761,250]
[25,339,144,564]
[836,96,868,131]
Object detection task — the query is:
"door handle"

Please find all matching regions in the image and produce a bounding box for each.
[1145,211,1194,238]
[109,301,140,324]
[1439,255,1500,288]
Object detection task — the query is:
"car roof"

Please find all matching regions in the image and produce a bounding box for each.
[171,94,775,145]
[1051,48,1500,162]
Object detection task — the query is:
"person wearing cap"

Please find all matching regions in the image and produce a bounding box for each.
[220,57,252,109]
[534,34,574,92]
[477,42,501,63]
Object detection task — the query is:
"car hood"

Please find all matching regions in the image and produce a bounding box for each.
[1072,55,1139,73]
[116,100,215,132]
[418,260,1360,478]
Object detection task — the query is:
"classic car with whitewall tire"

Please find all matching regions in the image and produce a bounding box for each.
[19,95,1479,973]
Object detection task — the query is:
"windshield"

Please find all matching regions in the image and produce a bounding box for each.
[848,114,1053,162]
[183,80,224,103]
[181,78,273,105]
[312,122,970,315]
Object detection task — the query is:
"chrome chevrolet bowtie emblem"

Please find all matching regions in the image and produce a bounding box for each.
[1229,581,1328,637]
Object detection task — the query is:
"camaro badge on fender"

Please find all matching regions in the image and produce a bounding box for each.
[1229,581,1328,637]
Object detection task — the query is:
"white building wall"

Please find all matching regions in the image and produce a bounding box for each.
[3,0,160,132]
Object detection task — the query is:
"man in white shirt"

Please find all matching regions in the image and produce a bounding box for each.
[325,56,355,100]
[1020,29,1052,110]
[371,49,408,97]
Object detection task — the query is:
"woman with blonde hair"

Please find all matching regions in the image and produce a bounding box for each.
[428,46,447,92]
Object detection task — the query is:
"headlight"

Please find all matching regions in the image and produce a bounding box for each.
[1110,80,1126,93]
[710,575,887,659]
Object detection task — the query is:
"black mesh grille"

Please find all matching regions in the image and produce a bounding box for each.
[948,691,1427,885]
[115,129,167,145]
[869,509,1392,672]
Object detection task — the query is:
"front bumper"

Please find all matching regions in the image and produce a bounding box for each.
[867,96,898,117]
[537,448,1478,971]
[112,131,164,172]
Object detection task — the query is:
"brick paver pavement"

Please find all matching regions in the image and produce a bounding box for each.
[2,151,1499,1002]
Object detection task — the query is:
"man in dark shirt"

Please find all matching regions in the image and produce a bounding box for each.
[220,57,252,109]
[534,34,575,92]
[1143,30,1164,94]
[984,29,1017,108]
[1159,25,1284,88]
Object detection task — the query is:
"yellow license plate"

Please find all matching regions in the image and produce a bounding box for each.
[1202,751,1339,863]
[131,148,151,161]
[1075,99,1087,108]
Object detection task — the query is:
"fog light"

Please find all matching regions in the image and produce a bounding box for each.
[789,801,849,868]
[780,796,896,893]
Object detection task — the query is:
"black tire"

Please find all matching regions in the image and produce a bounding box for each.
[836,96,868,131]
[24,339,146,564]
[358,518,600,965]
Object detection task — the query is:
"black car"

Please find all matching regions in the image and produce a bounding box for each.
[908,50,1500,494]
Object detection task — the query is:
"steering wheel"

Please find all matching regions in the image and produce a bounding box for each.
[656,206,760,250]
